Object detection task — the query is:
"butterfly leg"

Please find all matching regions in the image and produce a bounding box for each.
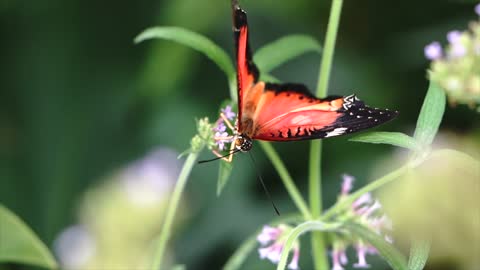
[220,113,237,132]
[211,134,237,162]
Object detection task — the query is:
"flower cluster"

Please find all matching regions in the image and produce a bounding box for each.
[212,105,237,151]
[330,174,393,270]
[255,174,392,270]
[424,3,480,110]
[257,224,300,270]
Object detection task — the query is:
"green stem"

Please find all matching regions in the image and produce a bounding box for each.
[315,0,343,96]
[310,1,343,269]
[322,163,410,220]
[151,152,199,270]
[276,221,342,270]
[259,142,312,220]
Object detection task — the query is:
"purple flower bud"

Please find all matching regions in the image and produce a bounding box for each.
[447,30,462,44]
[352,193,372,210]
[450,43,467,58]
[363,200,382,218]
[475,3,480,15]
[287,246,300,270]
[341,174,355,195]
[353,245,371,268]
[257,225,282,245]
[222,105,236,120]
[424,41,443,60]
[214,131,229,150]
[214,122,227,132]
[331,248,347,270]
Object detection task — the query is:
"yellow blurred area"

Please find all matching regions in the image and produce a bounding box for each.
[378,132,480,270]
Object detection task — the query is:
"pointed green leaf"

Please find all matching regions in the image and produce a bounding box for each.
[217,161,233,196]
[350,132,419,150]
[135,27,237,101]
[407,240,430,270]
[0,204,57,269]
[413,81,446,146]
[346,222,408,270]
[254,35,321,73]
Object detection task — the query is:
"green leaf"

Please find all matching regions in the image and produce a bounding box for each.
[135,27,237,101]
[217,161,233,196]
[0,204,57,269]
[346,222,408,270]
[350,132,419,150]
[413,81,446,146]
[254,34,321,73]
[407,240,430,270]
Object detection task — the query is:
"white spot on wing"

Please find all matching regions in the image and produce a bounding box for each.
[325,127,348,137]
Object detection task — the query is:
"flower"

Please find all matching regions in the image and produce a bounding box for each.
[329,174,394,270]
[221,105,236,120]
[424,41,443,60]
[426,8,480,110]
[257,225,283,245]
[353,244,371,268]
[214,131,229,150]
[341,174,355,196]
[331,246,348,270]
[450,43,467,58]
[447,30,462,44]
[214,121,227,132]
[53,225,96,270]
[257,224,300,270]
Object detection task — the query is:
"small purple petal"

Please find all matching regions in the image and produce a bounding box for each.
[447,30,462,44]
[257,226,281,245]
[214,122,227,132]
[354,245,371,268]
[450,43,467,58]
[341,174,355,195]
[424,41,443,60]
[352,193,372,209]
[287,246,300,270]
[266,243,283,263]
[339,249,348,265]
[222,105,236,120]
[331,250,345,270]
[475,3,480,15]
[366,245,378,255]
[259,246,271,259]
[363,200,382,218]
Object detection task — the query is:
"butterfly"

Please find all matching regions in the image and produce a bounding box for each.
[209,4,398,162]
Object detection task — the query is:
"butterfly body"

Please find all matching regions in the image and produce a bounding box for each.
[211,4,398,161]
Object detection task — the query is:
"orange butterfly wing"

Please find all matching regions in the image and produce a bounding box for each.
[233,6,397,141]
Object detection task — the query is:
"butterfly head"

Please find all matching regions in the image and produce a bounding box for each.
[235,134,253,152]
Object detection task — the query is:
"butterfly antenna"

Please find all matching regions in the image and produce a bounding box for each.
[198,149,240,164]
[248,152,281,216]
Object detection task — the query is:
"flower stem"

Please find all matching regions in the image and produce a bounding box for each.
[259,142,312,220]
[151,152,199,270]
[322,163,410,220]
[310,0,343,269]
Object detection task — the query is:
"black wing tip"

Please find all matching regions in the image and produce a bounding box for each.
[233,3,247,29]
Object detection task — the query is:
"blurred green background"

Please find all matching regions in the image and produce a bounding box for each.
[1,0,479,269]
